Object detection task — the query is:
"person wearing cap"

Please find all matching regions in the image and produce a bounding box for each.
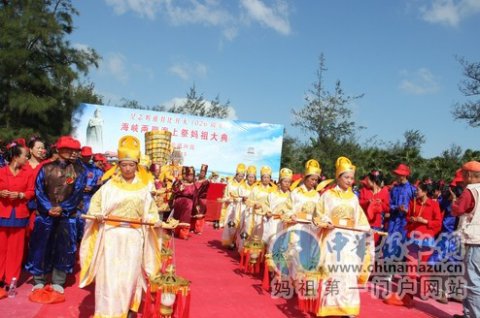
[238,166,276,249]
[451,161,480,318]
[79,135,170,318]
[92,153,107,172]
[25,136,87,303]
[277,160,322,286]
[234,165,258,250]
[221,163,246,248]
[76,146,104,242]
[284,159,322,223]
[314,156,372,317]
[262,168,293,246]
[171,166,197,240]
[384,163,416,261]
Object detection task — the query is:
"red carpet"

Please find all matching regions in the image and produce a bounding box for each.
[0,223,463,317]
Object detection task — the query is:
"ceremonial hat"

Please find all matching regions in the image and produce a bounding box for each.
[182,166,195,175]
[236,163,246,174]
[335,156,356,178]
[81,146,93,157]
[279,168,293,180]
[392,163,410,177]
[260,166,272,176]
[117,135,141,162]
[304,159,321,177]
[247,165,257,176]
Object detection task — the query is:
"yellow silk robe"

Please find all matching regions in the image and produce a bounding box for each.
[79,173,162,318]
[315,185,372,317]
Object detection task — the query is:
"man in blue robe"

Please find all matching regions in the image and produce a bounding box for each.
[383,163,416,261]
[25,136,87,303]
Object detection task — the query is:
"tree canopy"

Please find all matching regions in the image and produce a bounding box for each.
[452,56,480,127]
[0,0,99,142]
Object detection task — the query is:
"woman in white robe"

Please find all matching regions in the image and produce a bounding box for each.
[79,136,170,318]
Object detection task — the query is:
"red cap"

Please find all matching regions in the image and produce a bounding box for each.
[81,146,93,157]
[56,136,81,150]
[14,138,26,147]
[393,163,410,177]
[93,153,105,162]
[451,169,464,186]
[462,161,480,173]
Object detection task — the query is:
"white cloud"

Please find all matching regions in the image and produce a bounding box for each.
[163,96,238,120]
[419,0,480,27]
[168,62,208,80]
[102,53,129,84]
[105,0,162,19]
[399,68,440,95]
[240,0,291,35]
[103,0,292,40]
[163,0,233,26]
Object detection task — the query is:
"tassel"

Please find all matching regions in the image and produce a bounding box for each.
[262,261,270,291]
[182,291,191,318]
[173,291,183,318]
[239,250,245,270]
[143,284,152,318]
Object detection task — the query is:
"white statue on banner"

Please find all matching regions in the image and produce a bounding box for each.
[86,107,104,152]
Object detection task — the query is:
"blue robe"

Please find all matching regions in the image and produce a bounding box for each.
[383,181,415,260]
[76,161,103,240]
[25,160,87,275]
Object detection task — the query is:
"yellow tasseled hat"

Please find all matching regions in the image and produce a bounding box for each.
[304,159,321,177]
[236,163,246,174]
[335,156,356,178]
[279,168,293,180]
[117,136,141,162]
[260,166,272,176]
[247,165,257,176]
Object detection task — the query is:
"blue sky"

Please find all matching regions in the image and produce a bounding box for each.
[70,0,480,158]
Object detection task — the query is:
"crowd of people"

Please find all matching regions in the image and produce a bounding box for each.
[218,157,480,318]
[0,135,204,317]
[0,134,479,318]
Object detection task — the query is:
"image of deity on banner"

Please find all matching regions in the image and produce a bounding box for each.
[86,107,104,152]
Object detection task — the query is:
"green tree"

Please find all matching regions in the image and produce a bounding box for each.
[292,54,364,146]
[452,56,480,127]
[0,0,99,142]
[169,84,230,119]
[290,54,364,175]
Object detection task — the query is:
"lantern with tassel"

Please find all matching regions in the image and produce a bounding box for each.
[295,268,328,315]
[239,235,265,274]
[143,265,191,318]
